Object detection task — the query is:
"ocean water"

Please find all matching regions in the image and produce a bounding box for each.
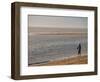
[28,34,87,65]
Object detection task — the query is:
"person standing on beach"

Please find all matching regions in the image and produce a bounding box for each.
[77,43,81,55]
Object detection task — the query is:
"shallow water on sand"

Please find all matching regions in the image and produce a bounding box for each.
[28,34,87,65]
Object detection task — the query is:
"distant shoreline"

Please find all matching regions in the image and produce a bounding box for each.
[29,27,87,32]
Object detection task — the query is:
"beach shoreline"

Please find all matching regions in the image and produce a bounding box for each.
[29,54,87,66]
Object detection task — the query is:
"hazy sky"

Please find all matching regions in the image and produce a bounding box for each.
[28,15,87,28]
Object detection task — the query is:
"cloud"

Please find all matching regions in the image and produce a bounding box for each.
[28,15,87,28]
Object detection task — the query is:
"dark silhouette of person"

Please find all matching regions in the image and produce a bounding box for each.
[77,43,81,55]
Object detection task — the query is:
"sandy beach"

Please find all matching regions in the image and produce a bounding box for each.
[29,54,87,66]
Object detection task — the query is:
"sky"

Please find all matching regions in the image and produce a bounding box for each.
[28,15,87,28]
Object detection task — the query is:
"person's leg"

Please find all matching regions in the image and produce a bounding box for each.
[78,50,80,55]
[79,50,81,55]
[78,49,81,55]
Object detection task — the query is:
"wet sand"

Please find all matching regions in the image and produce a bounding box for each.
[29,54,87,66]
